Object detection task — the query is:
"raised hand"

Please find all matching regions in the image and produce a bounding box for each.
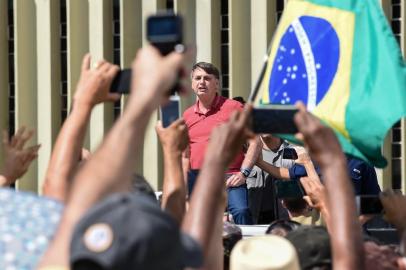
[206,106,254,169]
[73,54,121,108]
[380,189,406,233]
[0,127,40,186]
[156,118,189,155]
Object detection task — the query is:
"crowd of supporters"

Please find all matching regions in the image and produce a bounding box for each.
[1,46,406,270]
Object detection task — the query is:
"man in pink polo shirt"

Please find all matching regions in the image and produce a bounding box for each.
[183,62,261,225]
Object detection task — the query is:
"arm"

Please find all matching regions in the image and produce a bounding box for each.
[39,46,188,268]
[0,127,40,186]
[294,102,364,270]
[255,156,291,179]
[42,55,120,201]
[156,118,188,224]
[182,107,252,269]
[226,136,262,187]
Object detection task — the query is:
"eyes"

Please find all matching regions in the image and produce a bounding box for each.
[193,75,213,82]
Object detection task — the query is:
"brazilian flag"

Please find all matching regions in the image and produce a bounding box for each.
[256,0,406,168]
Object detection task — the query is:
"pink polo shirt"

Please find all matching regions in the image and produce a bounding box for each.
[183,95,245,173]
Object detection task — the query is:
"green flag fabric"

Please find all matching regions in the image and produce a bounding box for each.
[256,0,406,168]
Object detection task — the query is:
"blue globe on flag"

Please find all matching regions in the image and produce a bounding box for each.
[268,16,340,111]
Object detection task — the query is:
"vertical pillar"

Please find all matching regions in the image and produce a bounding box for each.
[0,0,8,169]
[175,0,196,112]
[229,0,251,99]
[400,0,406,194]
[250,0,276,90]
[35,0,61,192]
[120,0,143,173]
[14,0,38,191]
[195,0,220,68]
[67,0,89,110]
[88,0,114,151]
[141,0,166,190]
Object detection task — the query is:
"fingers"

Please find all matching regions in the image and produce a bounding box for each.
[15,129,34,150]
[2,130,9,147]
[81,53,91,72]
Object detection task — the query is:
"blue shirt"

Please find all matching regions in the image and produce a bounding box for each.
[288,157,381,195]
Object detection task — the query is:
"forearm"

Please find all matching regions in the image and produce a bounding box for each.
[43,104,92,201]
[182,158,227,259]
[256,159,290,179]
[162,150,186,224]
[322,159,364,270]
[67,106,152,212]
[241,136,261,169]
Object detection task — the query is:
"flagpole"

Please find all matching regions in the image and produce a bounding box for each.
[247,41,274,104]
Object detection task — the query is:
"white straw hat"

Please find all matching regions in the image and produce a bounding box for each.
[230,235,300,270]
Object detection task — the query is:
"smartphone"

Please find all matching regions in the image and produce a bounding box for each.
[110,13,184,94]
[275,180,305,198]
[147,13,183,56]
[251,104,298,134]
[356,195,383,215]
[160,96,180,127]
[283,148,298,160]
[110,69,131,93]
[147,13,184,95]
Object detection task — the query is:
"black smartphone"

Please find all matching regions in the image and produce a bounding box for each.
[110,69,131,93]
[160,96,180,127]
[147,13,184,95]
[147,13,184,56]
[110,13,184,94]
[251,105,298,134]
[283,148,298,160]
[356,195,383,215]
[275,180,305,198]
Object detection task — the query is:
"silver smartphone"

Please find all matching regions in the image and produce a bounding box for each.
[160,95,180,127]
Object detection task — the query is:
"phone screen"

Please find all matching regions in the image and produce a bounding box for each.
[110,69,131,93]
[356,195,383,215]
[160,96,180,127]
[282,148,298,160]
[251,105,298,134]
[275,180,305,198]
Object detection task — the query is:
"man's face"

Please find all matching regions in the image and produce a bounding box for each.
[191,68,219,98]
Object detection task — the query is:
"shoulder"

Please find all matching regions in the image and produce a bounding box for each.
[221,97,244,111]
[183,105,195,119]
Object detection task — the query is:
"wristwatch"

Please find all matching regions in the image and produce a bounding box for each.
[240,167,252,178]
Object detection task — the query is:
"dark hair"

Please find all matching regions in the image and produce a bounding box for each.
[232,96,246,105]
[282,197,308,212]
[192,62,220,79]
[132,174,156,201]
[265,219,301,236]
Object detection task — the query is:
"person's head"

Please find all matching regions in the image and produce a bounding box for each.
[223,222,243,270]
[131,174,156,201]
[191,62,220,99]
[260,134,283,149]
[281,198,309,215]
[230,235,300,270]
[70,193,202,270]
[232,96,246,105]
[285,226,331,270]
[265,219,301,237]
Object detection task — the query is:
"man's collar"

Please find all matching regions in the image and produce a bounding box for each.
[194,94,221,115]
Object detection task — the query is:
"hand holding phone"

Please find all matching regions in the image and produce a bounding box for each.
[282,148,298,160]
[110,13,184,94]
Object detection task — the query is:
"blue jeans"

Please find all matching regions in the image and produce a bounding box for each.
[188,170,253,225]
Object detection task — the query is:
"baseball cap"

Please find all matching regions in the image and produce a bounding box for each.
[230,235,300,270]
[70,192,203,270]
[285,225,331,270]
